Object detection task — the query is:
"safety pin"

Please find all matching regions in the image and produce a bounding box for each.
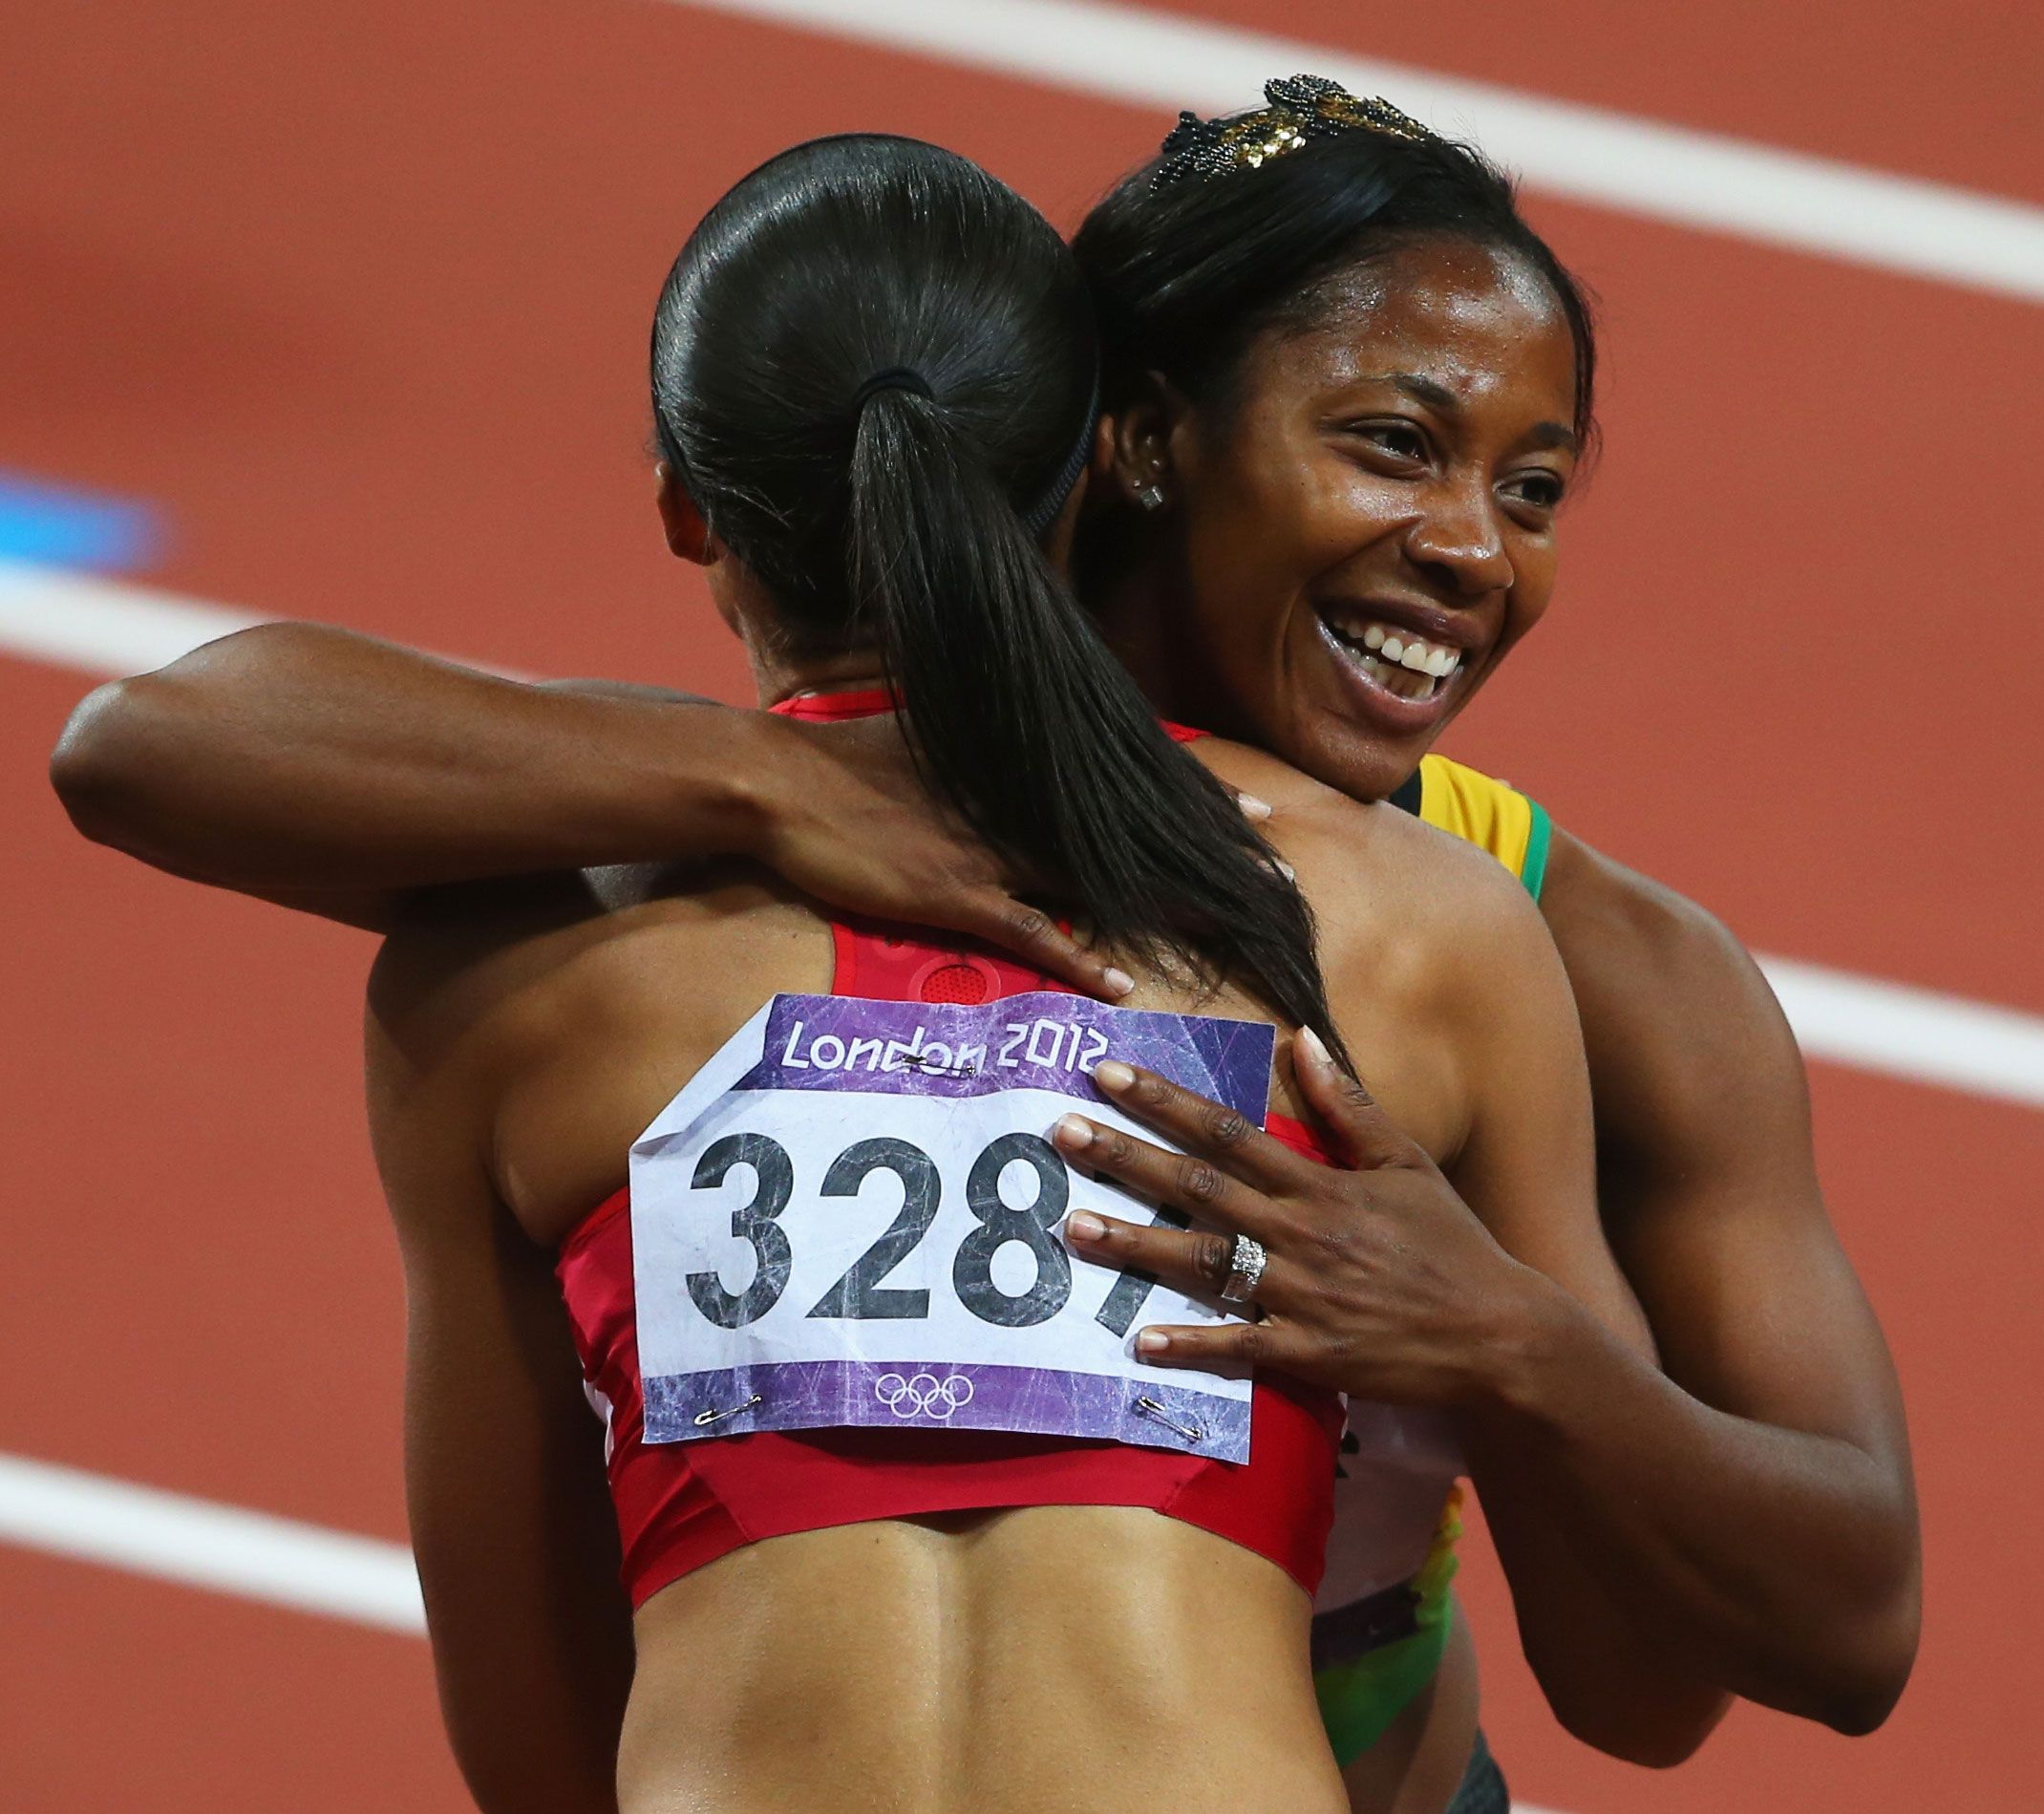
[1134,1396,1203,1445]
[912,1054,978,1078]
[692,1392,764,1429]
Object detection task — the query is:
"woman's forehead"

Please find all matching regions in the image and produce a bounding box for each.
[1254,242,1576,412]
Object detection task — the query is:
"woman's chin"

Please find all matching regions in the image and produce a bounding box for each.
[1270,710,1424,808]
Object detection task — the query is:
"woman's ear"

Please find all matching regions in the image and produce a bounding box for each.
[654,461,715,566]
[1099,372,1189,514]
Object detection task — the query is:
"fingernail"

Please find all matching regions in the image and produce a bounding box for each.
[1297,1025,1331,1068]
[1065,1211,1106,1242]
[1237,793,1273,821]
[1094,1059,1135,1092]
[1054,1114,1095,1149]
[1274,859,1296,883]
[1136,1331,1169,1355]
[1103,967,1136,998]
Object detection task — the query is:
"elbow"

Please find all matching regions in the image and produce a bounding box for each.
[1549,1688,1731,1769]
[1525,1632,1731,1767]
[1526,1639,1730,1768]
[51,619,281,856]
[1747,1532,1922,1737]
[1807,1591,1922,1738]
[50,677,160,848]
[1820,1686,1905,1740]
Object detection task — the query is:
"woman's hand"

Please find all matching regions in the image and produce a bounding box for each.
[748,712,1270,1003]
[746,712,1127,997]
[1054,1028,1559,1406]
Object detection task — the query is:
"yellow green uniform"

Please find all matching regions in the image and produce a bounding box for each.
[1394,752,1553,902]
[1311,755,1550,1768]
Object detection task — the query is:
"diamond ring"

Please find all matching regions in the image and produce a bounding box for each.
[1220,1233,1267,1306]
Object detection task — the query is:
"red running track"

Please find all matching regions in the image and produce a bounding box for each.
[3,4,2040,1808]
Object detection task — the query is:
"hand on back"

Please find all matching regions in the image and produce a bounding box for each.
[750,712,1258,1003]
[1054,1032,1552,1407]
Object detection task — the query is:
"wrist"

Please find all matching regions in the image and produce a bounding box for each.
[1465,1265,1608,1430]
[704,709,789,862]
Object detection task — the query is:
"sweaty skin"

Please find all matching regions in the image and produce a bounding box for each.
[49,232,1916,1799]
[1088,235,1915,1751]
[364,652,1650,1814]
[1086,241,1575,808]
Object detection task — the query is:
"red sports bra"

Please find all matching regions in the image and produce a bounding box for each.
[553,694,1345,1611]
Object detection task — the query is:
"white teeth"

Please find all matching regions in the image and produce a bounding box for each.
[1322,612,1467,696]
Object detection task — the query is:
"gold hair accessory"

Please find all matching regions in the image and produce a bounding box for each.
[1153,75,1435,190]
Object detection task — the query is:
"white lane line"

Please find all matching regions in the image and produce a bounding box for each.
[666,0,2044,304]
[0,561,261,676]
[10,557,2044,1109]
[0,1451,425,1634]
[1761,958,2044,1112]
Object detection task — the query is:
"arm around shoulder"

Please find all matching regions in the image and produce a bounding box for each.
[49,621,763,928]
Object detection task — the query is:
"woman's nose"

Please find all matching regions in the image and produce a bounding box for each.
[1404,488,1514,596]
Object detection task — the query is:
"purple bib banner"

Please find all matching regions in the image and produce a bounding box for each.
[737,989,1275,1118]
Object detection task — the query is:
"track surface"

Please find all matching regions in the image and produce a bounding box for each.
[5,4,2040,1808]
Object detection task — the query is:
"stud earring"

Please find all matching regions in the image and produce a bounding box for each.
[1136,483,1166,512]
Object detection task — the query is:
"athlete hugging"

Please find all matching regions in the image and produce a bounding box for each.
[56,77,1918,1814]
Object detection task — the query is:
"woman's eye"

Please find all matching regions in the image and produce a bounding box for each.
[1349,421,1428,461]
[1503,472,1566,512]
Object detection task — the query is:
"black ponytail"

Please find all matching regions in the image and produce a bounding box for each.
[653,134,1345,1052]
[846,382,1342,1053]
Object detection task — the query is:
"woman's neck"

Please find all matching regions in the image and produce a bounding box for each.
[748,643,892,710]
[1082,539,1208,731]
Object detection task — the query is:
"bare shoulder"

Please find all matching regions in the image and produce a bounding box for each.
[1189,736,1563,1104]
[1191,736,1538,930]
[367,861,809,1087]
[1541,829,1801,1089]
[1542,827,1773,1002]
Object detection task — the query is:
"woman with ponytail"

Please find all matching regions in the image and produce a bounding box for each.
[648,139,1336,1055]
[59,132,1662,1813]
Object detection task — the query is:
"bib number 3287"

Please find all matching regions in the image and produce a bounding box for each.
[686,1127,1168,1334]
[629,992,1273,1462]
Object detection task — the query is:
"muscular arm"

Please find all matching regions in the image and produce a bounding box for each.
[48,622,1124,992]
[1059,809,1735,1768]
[1435,872,1735,1767]
[50,622,750,930]
[366,942,634,1812]
[1504,828,1920,1732]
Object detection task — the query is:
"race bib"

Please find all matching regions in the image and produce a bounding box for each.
[630,991,1275,1463]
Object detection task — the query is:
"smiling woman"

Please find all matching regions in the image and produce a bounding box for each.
[1066,92,1914,1812]
[1073,119,1593,809]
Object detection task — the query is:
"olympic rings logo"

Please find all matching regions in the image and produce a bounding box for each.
[873,1371,976,1420]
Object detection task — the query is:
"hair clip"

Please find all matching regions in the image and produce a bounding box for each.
[1152,74,1435,190]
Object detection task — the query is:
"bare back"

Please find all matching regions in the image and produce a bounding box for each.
[365,730,1629,1814]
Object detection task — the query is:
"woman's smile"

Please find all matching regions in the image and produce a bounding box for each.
[1311,596,1489,732]
[1088,234,1582,803]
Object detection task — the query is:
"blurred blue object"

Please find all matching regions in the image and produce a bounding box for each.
[0,474,157,569]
